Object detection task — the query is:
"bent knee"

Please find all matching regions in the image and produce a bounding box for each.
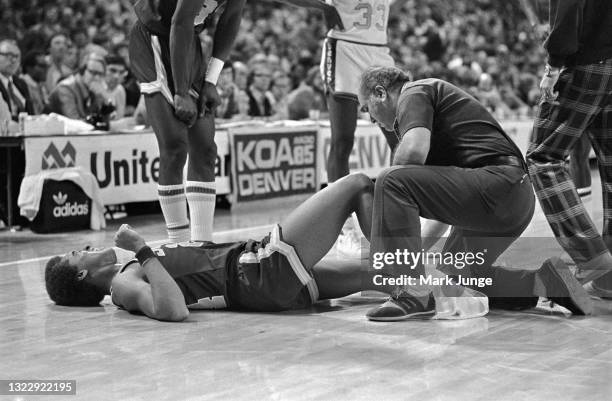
[345,172,373,193]
[160,143,188,165]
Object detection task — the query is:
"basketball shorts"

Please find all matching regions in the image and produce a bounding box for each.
[321,37,394,100]
[129,20,205,105]
[229,225,320,312]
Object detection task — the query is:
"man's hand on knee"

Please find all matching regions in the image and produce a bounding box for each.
[173,94,197,126]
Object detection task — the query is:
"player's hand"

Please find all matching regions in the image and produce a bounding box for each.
[114,224,147,253]
[539,69,560,105]
[174,93,198,126]
[322,4,344,31]
[199,82,221,116]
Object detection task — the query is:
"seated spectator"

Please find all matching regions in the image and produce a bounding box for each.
[112,42,140,116]
[232,61,249,92]
[216,63,243,119]
[246,62,274,117]
[0,39,34,120]
[20,50,49,115]
[287,66,326,120]
[46,53,112,121]
[45,33,72,94]
[269,70,291,120]
[0,94,19,134]
[104,54,127,119]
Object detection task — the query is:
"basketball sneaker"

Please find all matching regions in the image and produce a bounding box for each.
[366,291,436,321]
[335,216,369,259]
[533,257,593,315]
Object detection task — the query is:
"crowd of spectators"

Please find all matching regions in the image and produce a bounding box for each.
[0,0,549,134]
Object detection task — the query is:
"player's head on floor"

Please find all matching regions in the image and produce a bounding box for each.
[45,248,118,307]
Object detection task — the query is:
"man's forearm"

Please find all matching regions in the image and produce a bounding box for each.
[211,0,247,61]
[139,247,189,321]
[170,0,200,96]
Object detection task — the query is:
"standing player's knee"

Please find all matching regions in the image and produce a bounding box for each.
[196,143,217,168]
[160,143,188,170]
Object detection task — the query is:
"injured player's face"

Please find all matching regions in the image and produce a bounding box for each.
[63,248,118,273]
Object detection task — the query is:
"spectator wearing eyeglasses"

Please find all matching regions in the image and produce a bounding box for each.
[0,39,34,121]
[269,70,292,120]
[246,62,274,117]
[104,55,128,119]
[46,53,111,120]
[20,50,49,115]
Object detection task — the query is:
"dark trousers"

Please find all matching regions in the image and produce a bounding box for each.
[370,164,539,309]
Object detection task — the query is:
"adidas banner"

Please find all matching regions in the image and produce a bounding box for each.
[24,130,230,205]
[31,180,91,233]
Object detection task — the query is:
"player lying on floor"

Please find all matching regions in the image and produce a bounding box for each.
[45,174,591,321]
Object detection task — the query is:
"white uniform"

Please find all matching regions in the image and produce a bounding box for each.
[321,0,395,99]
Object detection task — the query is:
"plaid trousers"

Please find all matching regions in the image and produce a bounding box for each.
[527,58,612,267]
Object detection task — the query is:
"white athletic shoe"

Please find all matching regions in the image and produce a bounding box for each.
[335,217,369,259]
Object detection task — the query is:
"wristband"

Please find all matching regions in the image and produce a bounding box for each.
[135,245,156,267]
[205,57,224,85]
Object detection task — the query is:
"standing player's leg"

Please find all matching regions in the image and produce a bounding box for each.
[145,93,190,242]
[326,95,358,182]
[281,173,373,271]
[186,113,217,241]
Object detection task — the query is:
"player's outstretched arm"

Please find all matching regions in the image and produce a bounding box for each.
[113,225,189,322]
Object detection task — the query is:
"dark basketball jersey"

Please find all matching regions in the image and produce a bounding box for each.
[151,241,245,308]
[134,0,226,36]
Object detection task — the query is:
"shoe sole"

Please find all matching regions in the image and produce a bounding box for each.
[534,258,593,315]
[366,309,436,322]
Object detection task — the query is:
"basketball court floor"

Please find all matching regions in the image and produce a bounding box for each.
[1,170,612,401]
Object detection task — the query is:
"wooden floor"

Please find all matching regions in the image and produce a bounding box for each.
[2,172,612,401]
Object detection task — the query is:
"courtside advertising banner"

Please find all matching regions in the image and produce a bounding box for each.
[230,126,319,203]
[23,130,231,205]
[318,122,391,183]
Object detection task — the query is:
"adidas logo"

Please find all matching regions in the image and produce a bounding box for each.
[51,191,89,218]
[42,142,76,170]
[52,191,68,205]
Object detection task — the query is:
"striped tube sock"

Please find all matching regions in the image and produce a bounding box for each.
[158,183,190,243]
[186,180,216,241]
